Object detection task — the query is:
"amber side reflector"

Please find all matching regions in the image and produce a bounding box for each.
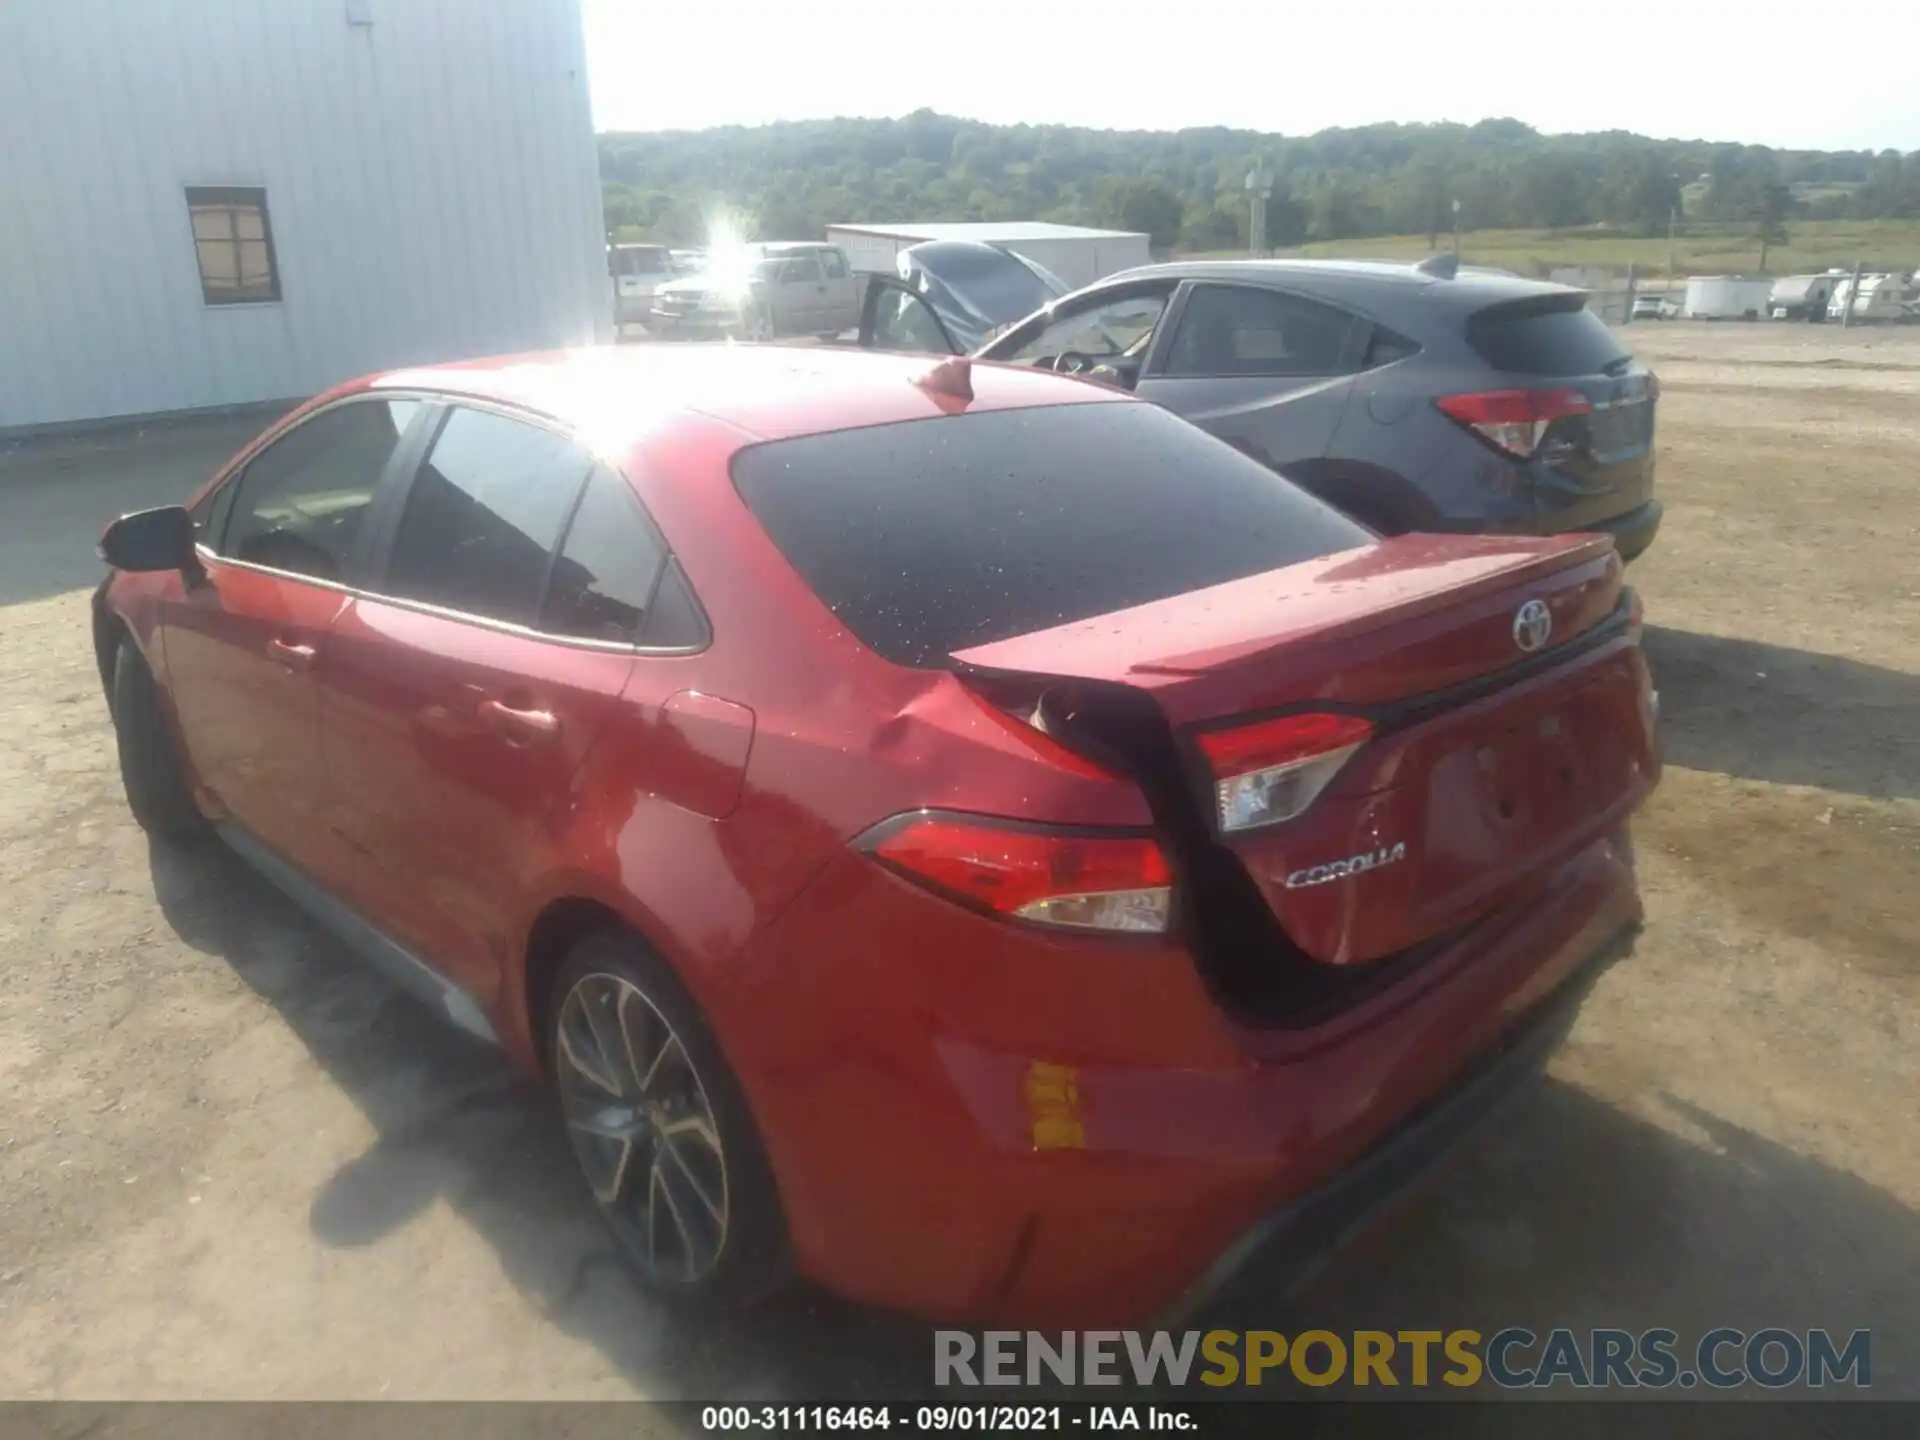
[1024,1061,1085,1151]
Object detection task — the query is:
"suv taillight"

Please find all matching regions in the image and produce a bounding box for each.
[1195,712,1373,834]
[1436,387,1592,459]
[859,812,1174,934]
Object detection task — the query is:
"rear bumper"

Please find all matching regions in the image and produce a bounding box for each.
[1153,922,1636,1327]
[720,826,1644,1325]
[1573,498,1663,562]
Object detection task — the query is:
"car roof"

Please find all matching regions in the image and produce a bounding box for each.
[362,343,1125,449]
[1094,257,1576,313]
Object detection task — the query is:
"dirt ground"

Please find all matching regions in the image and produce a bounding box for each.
[0,324,1915,1415]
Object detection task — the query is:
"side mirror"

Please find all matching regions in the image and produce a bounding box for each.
[99,506,203,579]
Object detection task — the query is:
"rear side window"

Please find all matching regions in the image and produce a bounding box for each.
[383,406,591,625]
[540,463,668,643]
[1164,285,1357,377]
[1467,296,1630,376]
[1364,326,1420,368]
[732,403,1371,667]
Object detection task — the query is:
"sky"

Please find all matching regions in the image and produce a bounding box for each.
[582,0,1917,152]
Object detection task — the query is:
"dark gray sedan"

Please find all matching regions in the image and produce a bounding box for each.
[859,243,1662,560]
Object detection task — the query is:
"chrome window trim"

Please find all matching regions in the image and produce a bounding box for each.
[191,544,709,658]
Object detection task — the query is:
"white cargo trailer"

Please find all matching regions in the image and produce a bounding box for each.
[1684,276,1775,320]
[824,222,1151,290]
[1768,273,1839,320]
[1826,273,1918,323]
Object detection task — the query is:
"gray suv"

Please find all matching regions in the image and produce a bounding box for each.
[859,244,1662,559]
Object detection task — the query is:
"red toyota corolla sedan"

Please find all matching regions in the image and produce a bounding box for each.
[92,344,1657,1326]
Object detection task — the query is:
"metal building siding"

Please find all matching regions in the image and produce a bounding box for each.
[0,0,610,432]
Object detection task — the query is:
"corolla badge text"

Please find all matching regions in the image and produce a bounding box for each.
[1284,842,1407,889]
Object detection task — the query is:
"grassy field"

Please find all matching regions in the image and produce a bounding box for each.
[1192,217,1920,277]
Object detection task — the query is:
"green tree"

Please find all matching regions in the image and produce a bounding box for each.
[1181,201,1243,252]
[1749,182,1792,270]
[1263,188,1307,249]
[1108,178,1185,250]
[1307,180,1361,243]
[593,113,1906,255]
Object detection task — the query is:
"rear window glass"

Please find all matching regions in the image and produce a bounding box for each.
[731,403,1371,668]
[1468,297,1630,376]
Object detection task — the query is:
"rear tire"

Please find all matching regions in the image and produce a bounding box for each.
[110,638,206,839]
[547,930,789,1309]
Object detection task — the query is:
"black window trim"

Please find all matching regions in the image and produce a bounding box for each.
[354,394,713,656]
[1158,281,1372,381]
[185,184,283,307]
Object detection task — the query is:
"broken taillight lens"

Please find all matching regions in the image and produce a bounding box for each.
[1435,387,1592,459]
[861,813,1173,934]
[1196,712,1374,834]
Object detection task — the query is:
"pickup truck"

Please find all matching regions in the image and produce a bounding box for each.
[609,243,677,331]
[649,242,862,340]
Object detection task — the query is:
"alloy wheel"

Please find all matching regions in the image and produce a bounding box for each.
[555,972,730,1284]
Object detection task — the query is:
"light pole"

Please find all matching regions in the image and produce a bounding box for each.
[1247,166,1274,256]
[1451,198,1461,257]
[1667,172,1682,279]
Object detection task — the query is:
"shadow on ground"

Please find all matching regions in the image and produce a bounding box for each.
[0,410,283,606]
[1642,625,1919,801]
[145,836,1917,1421]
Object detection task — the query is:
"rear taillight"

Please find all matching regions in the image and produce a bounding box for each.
[1196,712,1373,834]
[861,812,1174,934]
[1435,387,1592,459]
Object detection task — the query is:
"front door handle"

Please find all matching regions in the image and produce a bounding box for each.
[478,697,560,743]
[267,638,315,670]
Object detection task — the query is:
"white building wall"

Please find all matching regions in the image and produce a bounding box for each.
[0,0,611,431]
[1004,236,1152,289]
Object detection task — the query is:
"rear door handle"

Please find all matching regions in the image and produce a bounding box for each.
[267,638,315,670]
[478,697,560,743]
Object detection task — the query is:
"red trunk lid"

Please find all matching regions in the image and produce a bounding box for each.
[953,533,1659,965]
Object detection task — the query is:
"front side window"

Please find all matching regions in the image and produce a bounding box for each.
[617,247,669,276]
[782,254,823,284]
[383,407,591,625]
[870,288,956,355]
[186,186,281,305]
[996,288,1172,368]
[820,249,850,280]
[218,399,419,582]
[1164,286,1358,377]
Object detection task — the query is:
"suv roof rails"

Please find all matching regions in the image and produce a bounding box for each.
[1415,253,1460,280]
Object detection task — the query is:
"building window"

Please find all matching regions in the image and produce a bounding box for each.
[186,186,281,305]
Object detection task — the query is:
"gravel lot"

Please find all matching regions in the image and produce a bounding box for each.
[1,325,1915,1411]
